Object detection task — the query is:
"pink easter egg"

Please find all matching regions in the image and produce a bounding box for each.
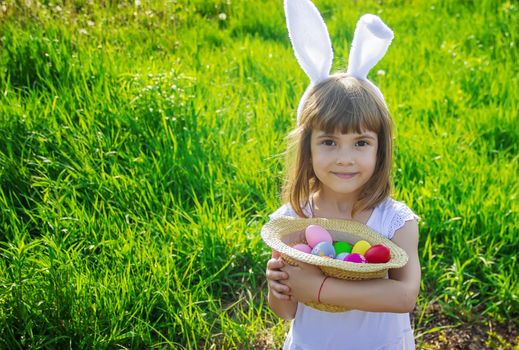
[343,253,367,264]
[293,243,312,254]
[305,225,333,248]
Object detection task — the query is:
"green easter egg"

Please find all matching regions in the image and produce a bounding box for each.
[333,241,352,255]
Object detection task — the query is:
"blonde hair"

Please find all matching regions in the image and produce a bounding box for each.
[282,73,394,218]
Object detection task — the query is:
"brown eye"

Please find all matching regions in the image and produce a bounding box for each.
[355,140,369,147]
[323,140,335,146]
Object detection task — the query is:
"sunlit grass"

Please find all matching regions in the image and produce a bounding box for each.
[0,0,517,348]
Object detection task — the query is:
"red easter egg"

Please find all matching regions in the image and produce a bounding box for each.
[365,244,391,263]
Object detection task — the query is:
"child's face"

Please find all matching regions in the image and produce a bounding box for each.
[310,128,378,200]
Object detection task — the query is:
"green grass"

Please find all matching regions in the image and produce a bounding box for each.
[0,0,517,348]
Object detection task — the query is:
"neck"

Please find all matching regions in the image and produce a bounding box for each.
[313,188,360,219]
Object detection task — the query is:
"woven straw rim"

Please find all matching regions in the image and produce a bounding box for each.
[261,216,408,272]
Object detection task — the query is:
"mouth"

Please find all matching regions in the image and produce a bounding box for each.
[332,172,358,179]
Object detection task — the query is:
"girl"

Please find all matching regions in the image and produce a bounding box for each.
[265,1,420,349]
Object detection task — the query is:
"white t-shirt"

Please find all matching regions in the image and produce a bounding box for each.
[268,198,419,350]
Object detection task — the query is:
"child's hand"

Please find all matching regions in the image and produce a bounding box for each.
[266,252,291,300]
[280,262,325,303]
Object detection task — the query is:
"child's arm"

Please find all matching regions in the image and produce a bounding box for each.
[266,251,298,320]
[280,220,421,313]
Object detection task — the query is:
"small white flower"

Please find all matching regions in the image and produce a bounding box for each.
[377,69,386,76]
[218,13,227,21]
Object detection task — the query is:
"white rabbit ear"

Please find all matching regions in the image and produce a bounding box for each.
[285,0,333,85]
[346,14,394,80]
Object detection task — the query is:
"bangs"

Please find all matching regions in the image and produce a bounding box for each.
[302,75,386,135]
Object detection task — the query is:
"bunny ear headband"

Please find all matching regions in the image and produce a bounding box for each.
[284,0,394,124]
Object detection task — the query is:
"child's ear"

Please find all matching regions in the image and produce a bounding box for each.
[284,0,333,85]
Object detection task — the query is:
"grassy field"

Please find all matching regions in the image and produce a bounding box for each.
[0,0,517,348]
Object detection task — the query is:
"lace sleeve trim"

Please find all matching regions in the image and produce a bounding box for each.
[387,205,419,239]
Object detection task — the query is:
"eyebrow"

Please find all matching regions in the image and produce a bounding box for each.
[355,133,377,140]
[316,132,376,140]
[316,133,336,139]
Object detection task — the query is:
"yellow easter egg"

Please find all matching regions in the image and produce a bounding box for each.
[352,240,371,255]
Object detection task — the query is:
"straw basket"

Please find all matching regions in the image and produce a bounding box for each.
[261,216,408,312]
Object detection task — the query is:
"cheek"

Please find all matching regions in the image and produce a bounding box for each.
[365,152,378,172]
[311,159,328,182]
[311,158,321,175]
[312,154,331,170]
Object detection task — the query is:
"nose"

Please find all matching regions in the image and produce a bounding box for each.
[336,151,355,166]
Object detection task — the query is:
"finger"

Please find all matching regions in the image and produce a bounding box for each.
[266,269,289,281]
[272,250,281,259]
[271,289,291,300]
[271,280,291,293]
[280,264,297,274]
[269,260,285,270]
[293,260,321,273]
[266,258,285,270]
[268,276,291,292]
[272,280,291,293]
[294,260,312,269]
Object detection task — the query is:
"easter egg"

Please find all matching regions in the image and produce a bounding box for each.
[293,243,312,254]
[364,244,391,263]
[333,241,352,255]
[311,241,336,258]
[305,225,333,248]
[343,253,367,263]
[336,252,350,260]
[352,240,371,255]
